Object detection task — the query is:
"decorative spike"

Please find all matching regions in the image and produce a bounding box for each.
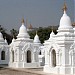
[29,23,32,29]
[62,0,67,11]
[21,18,25,24]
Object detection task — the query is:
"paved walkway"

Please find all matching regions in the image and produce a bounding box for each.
[0,67,38,75]
[0,65,74,75]
[0,67,56,75]
[12,68,51,75]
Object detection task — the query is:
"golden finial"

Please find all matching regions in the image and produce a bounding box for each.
[21,18,25,23]
[62,0,67,11]
[29,23,32,29]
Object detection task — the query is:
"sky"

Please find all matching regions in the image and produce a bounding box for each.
[0,0,74,33]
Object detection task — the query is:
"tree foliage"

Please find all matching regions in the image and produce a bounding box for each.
[28,26,57,43]
[10,28,18,39]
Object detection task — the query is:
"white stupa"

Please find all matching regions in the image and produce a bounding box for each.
[34,31,40,43]
[9,18,41,68]
[58,8,72,29]
[17,18,30,39]
[58,2,73,35]
[33,31,44,66]
[0,32,9,64]
[44,2,75,74]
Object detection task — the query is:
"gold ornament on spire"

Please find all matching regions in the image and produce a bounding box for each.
[21,18,25,24]
[62,0,67,11]
[28,23,33,29]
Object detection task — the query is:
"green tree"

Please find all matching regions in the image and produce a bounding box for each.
[28,26,57,43]
[10,29,18,39]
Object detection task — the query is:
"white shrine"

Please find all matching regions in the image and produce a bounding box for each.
[0,32,9,65]
[44,2,75,74]
[33,31,45,66]
[9,19,41,68]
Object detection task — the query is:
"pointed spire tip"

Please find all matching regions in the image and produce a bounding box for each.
[21,18,25,24]
[62,0,67,11]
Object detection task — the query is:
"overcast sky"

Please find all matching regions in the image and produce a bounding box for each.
[0,0,74,33]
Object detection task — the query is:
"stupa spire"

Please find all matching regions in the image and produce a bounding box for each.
[58,0,72,30]
[17,18,30,39]
[21,18,25,24]
[62,0,67,14]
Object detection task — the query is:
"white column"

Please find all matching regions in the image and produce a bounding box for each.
[72,52,75,66]
[56,53,59,66]
[24,52,26,63]
[49,52,52,66]
[32,52,35,63]
[45,50,49,66]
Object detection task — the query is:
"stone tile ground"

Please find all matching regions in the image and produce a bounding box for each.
[0,67,74,75]
[0,67,40,75]
[0,67,55,75]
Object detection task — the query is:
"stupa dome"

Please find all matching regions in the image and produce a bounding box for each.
[17,18,30,38]
[34,31,40,43]
[59,3,72,29]
[19,18,27,34]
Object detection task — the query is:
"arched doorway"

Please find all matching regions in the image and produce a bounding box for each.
[52,50,56,67]
[27,50,31,63]
[1,51,5,60]
[12,51,14,62]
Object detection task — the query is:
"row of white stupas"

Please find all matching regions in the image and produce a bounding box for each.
[0,18,44,67]
[0,2,75,74]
